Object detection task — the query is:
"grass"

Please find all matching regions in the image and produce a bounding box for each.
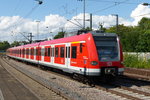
[124,54,150,69]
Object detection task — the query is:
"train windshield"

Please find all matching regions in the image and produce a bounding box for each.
[93,36,119,62]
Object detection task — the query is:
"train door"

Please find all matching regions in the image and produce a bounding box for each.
[44,46,51,62]
[24,48,27,58]
[28,48,30,59]
[65,43,71,68]
[54,45,59,64]
[51,45,54,64]
[34,47,36,61]
[59,45,65,65]
[36,47,41,61]
[30,48,34,60]
[23,49,25,58]
[26,48,29,59]
[41,46,45,62]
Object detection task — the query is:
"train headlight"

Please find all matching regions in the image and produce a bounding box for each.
[91,61,98,65]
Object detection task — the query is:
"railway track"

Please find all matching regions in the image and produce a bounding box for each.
[0,56,68,100]
[94,79,150,100]
[2,55,150,100]
[125,67,150,81]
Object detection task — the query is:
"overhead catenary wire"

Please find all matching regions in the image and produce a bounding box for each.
[87,0,140,5]
[11,0,43,40]
[92,0,130,14]
[11,0,24,16]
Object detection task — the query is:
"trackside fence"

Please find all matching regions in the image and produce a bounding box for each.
[123,52,150,61]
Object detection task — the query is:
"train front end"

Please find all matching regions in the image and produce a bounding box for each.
[89,32,124,77]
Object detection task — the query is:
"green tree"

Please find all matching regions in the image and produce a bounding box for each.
[138,17,150,30]
[0,41,10,51]
[136,30,150,52]
[11,41,20,47]
[135,17,150,52]
[54,31,65,39]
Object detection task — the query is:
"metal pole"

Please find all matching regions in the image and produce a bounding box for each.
[116,14,118,34]
[90,13,92,30]
[112,14,118,33]
[83,0,85,29]
[29,33,33,43]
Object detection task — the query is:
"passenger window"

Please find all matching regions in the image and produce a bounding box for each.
[36,49,38,55]
[55,47,59,57]
[48,48,50,57]
[71,46,77,58]
[80,43,83,53]
[32,49,34,55]
[41,48,45,56]
[30,49,32,55]
[51,48,53,57]
[68,47,70,58]
[51,48,54,57]
[66,47,68,58]
[60,47,64,58]
[45,48,48,56]
[53,48,54,57]
[27,49,29,55]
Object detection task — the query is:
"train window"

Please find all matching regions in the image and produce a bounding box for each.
[20,49,21,56]
[30,49,32,55]
[30,49,31,55]
[25,49,27,55]
[65,47,70,58]
[27,49,29,55]
[48,48,50,57]
[80,43,83,53]
[66,47,67,58]
[29,49,31,55]
[71,46,77,58]
[51,48,52,57]
[31,48,34,55]
[41,48,45,56]
[51,48,54,57]
[68,47,70,58]
[45,48,48,56]
[55,47,59,57]
[60,47,64,58]
[23,49,24,55]
[36,48,38,55]
[34,48,36,55]
[32,49,34,55]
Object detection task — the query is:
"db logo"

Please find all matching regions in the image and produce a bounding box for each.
[107,62,112,66]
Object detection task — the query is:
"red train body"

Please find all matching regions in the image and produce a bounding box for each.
[6,32,124,76]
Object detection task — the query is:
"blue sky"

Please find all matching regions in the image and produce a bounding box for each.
[0,0,150,42]
[0,0,149,20]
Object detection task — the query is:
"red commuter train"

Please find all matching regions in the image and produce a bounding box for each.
[6,31,124,77]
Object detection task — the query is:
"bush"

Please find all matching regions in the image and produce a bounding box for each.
[124,54,150,68]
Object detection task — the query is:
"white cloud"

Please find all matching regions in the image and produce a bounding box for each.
[0,4,150,43]
[64,13,132,31]
[0,15,67,42]
[131,4,150,25]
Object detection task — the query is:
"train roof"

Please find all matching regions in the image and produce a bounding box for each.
[40,33,90,45]
[8,32,118,50]
[24,42,39,48]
